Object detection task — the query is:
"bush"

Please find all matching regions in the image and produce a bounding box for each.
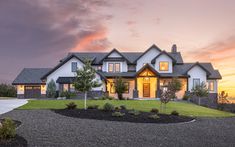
[112,111,125,117]
[148,114,160,120]
[103,103,114,111]
[115,106,120,111]
[120,105,126,110]
[171,110,179,116]
[66,102,77,109]
[128,109,140,116]
[46,80,57,98]
[182,94,191,101]
[99,96,115,100]
[0,84,16,97]
[151,108,159,114]
[87,105,99,109]
[0,118,16,140]
[60,91,76,99]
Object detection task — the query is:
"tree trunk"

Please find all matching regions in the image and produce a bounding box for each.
[84,91,87,110]
[198,97,201,106]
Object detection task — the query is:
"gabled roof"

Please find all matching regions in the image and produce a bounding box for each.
[151,50,177,64]
[41,54,85,80]
[134,44,162,63]
[185,62,211,76]
[135,63,160,77]
[99,48,132,64]
[97,71,136,78]
[12,68,52,85]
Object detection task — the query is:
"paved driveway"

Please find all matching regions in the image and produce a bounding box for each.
[0,99,28,114]
[1,110,235,147]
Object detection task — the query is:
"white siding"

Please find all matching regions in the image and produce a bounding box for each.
[108,51,122,58]
[154,54,173,73]
[188,65,207,91]
[136,48,161,71]
[46,57,103,91]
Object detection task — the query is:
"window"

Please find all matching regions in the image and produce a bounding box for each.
[115,63,120,72]
[70,84,75,92]
[63,84,69,91]
[97,66,102,71]
[159,61,169,71]
[208,81,214,91]
[71,62,77,72]
[193,79,200,88]
[108,63,121,72]
[110,82,129,94]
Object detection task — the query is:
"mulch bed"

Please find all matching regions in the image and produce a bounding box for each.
[0,119,28,147]
[54,109,194,124]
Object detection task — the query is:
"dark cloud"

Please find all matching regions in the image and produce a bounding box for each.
[0,0,111,83]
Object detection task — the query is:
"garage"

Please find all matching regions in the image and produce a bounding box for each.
[24,86,41,98]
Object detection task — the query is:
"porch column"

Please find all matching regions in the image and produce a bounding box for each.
[157,78,160,98]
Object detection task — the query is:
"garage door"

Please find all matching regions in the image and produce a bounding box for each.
[25,86,41,98]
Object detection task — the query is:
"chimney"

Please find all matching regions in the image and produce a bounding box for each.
[171,44,177,53]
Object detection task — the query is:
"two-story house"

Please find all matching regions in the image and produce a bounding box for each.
[13,44,222,99]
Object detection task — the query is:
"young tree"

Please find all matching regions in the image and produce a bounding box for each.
[74,59,101,110]
[192,82,209,105]
[114,77,128,100]
[218,91,229,104]
[46,79,56,98]
[160,89,171,112]
[168,78,182,99]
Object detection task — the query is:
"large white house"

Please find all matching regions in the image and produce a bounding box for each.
[13,44,222,99]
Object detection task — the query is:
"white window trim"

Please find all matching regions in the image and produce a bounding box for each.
[107,62,122,72]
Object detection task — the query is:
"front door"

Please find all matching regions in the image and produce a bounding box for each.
[143,83,150,97]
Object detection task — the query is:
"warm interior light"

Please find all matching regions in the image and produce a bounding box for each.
[19,85,24,90]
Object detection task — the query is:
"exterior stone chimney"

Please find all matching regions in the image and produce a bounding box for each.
[171,44,177,53]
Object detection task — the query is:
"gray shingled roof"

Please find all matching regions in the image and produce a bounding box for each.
[97,72,137,78]
[12,68,52,85]
[68,51,183,65]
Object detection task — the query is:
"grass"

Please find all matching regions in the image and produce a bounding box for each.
[17,100,235,117]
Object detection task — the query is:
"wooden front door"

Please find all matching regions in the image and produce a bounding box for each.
[143,83,150,97]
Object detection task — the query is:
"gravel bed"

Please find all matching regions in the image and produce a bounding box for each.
[1,110,235,147]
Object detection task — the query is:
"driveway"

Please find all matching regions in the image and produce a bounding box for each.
[1,110,235,147]
[0,99,28,114]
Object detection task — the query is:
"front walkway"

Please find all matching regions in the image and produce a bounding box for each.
[0,99,28,114]
[1,110,235,147]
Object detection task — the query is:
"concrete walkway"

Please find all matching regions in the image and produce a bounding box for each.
[0,99,28,114]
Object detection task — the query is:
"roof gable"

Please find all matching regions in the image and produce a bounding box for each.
[134,44,162,63]
[136,63,160,77]
[151,50,176,64]
[186,62,211,76]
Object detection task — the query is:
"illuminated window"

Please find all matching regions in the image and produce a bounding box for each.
[97,66,102,71]
[108,63,120,72]
[208,81,214,91]
[159,61,169,71]
[124,82,129,93]
[110,82,115,93]
[70,84,75,92]
[115,63,120,72]
[63,84,69,91]
[193,79,200,89]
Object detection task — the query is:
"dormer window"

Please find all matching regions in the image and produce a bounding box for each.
[71,62,77,72]
[108,63,120,72]
[159,61,169,71]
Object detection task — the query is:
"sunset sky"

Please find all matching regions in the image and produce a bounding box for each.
[0,0,235,96]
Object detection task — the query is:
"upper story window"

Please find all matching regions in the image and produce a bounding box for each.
[71,62,77,72]
[193,78,200,89]
[208,81,214,91]
[108,63,120,72]
[159,61,169,71]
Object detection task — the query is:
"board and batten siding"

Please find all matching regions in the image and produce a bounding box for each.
[154,54,173,73]
[187,65,207,91]
[136,48,161,71]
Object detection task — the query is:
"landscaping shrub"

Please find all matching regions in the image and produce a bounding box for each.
[60,91,76,99]
[182,94,191,101]
[46,80,57,98]
[112,111,125,117]
[171,110,179,116]
[103,103,114,111]
[120,105,126,110]
[148,114,160,120]
[66,102,77,109]
[0,118,16,140]
[99,96,115,100]
[115,106,120,111]
[150,108,159,114]
[0,84,16,97]
[128,109,140,116]
[87,105,99,109]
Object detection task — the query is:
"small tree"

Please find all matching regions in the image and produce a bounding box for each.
[192,82,209,105]
[74,59,101,110]
[114,77,128,100]
[160,89,171,112]
[46,79,56,98]
[168,78,182,99]
[218,91,229,104]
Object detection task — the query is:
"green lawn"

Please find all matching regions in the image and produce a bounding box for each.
[17,100,235,117]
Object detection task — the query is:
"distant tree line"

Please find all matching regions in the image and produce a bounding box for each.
[0,84,17,97]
